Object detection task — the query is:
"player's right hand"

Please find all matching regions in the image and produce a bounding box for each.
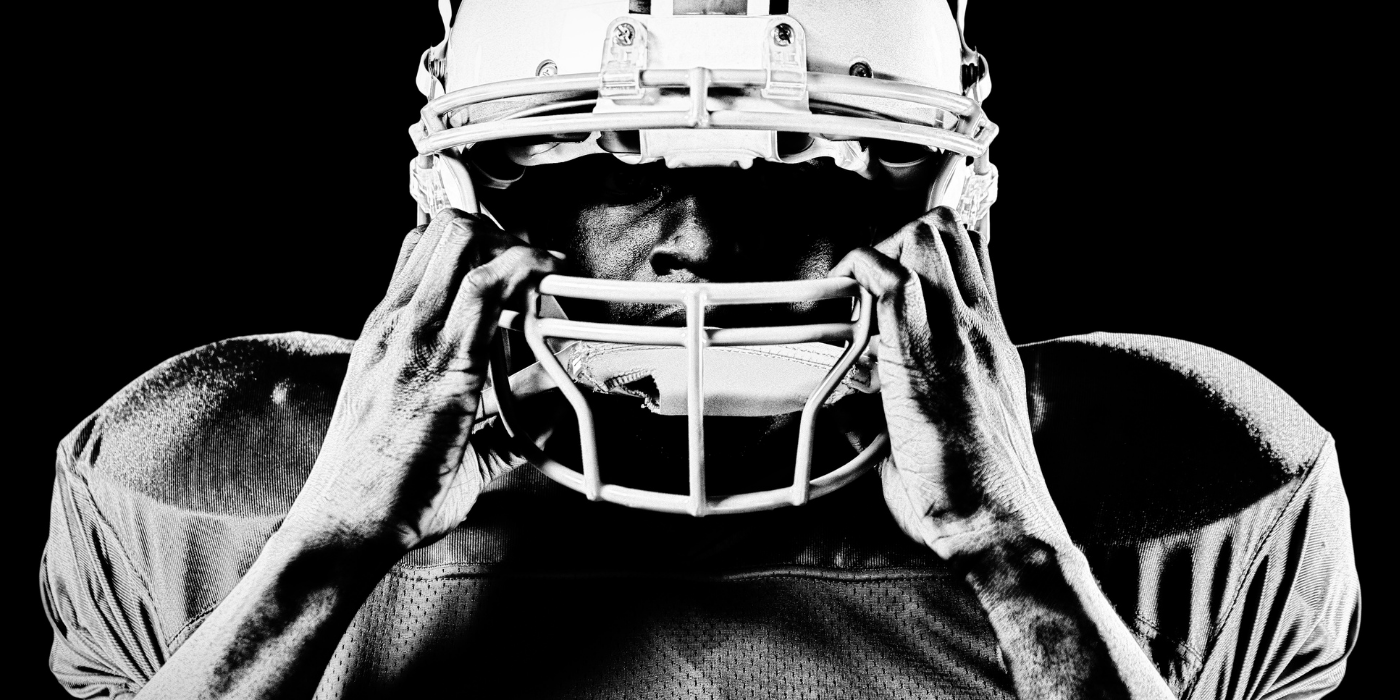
[279,208,560,555]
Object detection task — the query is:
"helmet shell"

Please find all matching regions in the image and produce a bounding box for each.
[444,0,965,125]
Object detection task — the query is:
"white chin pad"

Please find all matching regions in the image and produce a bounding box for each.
[563,340,879,417]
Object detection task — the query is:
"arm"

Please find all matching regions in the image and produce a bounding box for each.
[832,209,1173,699]
[136,529,396,699]
[133,210,558,699]
[963,537,1172,698]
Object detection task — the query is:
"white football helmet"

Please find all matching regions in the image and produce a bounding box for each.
[407,0,998,516]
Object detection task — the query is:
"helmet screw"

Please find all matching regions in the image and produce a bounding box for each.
[772,23,793,46]
[849,61,872,78]
[536,60,558,77]
[615,22,636,46]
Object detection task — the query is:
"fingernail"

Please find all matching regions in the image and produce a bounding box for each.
[545,250,567,260]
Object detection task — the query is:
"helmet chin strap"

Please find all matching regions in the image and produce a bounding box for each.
[931,152,998,232]
[410,153,517,236]
[410,154,477,223]
[479,339,881,420]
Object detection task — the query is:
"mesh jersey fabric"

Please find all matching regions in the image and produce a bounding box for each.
[40,331,1360,699]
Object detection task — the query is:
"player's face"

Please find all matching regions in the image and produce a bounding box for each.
[484,156,906,491]
[494,154,922,323]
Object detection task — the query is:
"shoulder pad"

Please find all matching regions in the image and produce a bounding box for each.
[1020,332,1330,543]
[63,332,352,515]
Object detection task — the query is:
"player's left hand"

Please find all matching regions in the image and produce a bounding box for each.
[829,208,1071,559]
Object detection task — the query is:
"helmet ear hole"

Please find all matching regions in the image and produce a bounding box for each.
[867,140,936,193]
[960,53,991,98]
[777,132,814,158]
[960,61,985,92]
[868,139,929,167]
[469,143,527,190]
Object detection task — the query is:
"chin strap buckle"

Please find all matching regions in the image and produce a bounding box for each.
[409,154,479,219]
[952,162,998,229]
[409,157,451,217]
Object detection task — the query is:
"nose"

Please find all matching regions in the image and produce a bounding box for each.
[647,191,734,280]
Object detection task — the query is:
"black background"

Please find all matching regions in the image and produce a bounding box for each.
[19,2,1381,697]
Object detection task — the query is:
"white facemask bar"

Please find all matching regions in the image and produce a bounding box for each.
[489,276,883,516]
[414,69,995,161]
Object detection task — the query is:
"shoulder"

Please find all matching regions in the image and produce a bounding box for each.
[58,332,354,515]
[1018,332,1332,543]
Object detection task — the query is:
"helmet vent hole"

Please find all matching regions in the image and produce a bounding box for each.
[849,61,873,78]
[629,0,651,13]
[674,0,750,14]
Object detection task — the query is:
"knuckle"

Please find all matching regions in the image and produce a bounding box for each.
[495,246,532,266]
[462,263,501,296]
[842,246,875,264]
[519,247,555,268]
[966,225,988,247]
[888,263,913,288]
[445,219,475,245]
[876,264,912,299]
[496,246,554,281]
[925,206,960,230]
[402,224,429,246]
[432,207,478,227]
[889,221,922,248]
[909,219,938,241]
[395,347,438,386]
[355,311,403,361]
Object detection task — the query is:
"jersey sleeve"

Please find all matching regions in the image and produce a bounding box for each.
[38,332,350,698]
[40,416,162,699]
[1185,438,1360,700]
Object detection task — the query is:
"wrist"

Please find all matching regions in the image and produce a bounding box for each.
[266,516,405,591]
[957,533,1085,605]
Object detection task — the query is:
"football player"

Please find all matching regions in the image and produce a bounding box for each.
[42,2,1358,698]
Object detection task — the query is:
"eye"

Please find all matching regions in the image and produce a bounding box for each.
[600,162,666,205]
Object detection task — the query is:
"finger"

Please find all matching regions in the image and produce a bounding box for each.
[828,247,936,366]
[391,225,429,281]
[383,209,457,310]
[927,207,991,309]
[968,211,999,309]
[873,214,962,311]
[407,211,524,328]
[444,245,561,355]
[828,245,908,299]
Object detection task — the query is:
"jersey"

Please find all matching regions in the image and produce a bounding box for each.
[40,331,1360,699]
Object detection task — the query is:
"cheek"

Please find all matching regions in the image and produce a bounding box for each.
[796,236,837,279]
[777,205,870,279]
[568,205,655,281]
